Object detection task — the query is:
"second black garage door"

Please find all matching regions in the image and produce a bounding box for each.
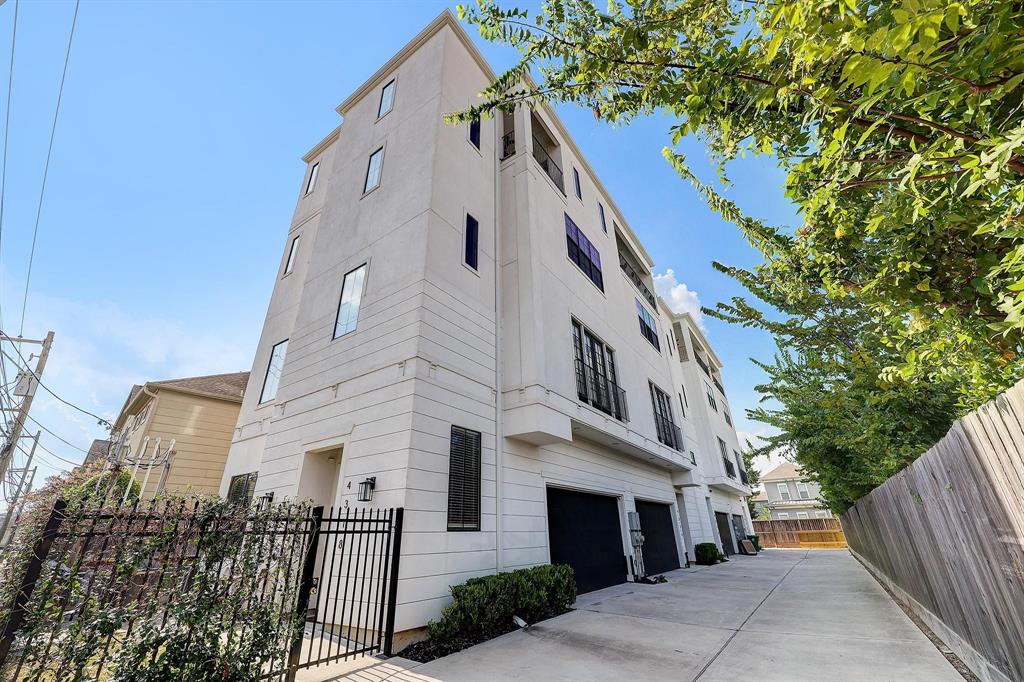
[635,500,680,575]
[546,487,626,593]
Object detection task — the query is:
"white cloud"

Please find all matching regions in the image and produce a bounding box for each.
[652,269,704,327]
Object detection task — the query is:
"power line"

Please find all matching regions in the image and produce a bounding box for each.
[24,413,87,455]
[18,0,80,335]
[2,339,111,427]
[0,0,17,299]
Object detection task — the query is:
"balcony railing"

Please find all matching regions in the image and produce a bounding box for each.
[532,136,564,192]
[713,376,725,395]
[501,131,516,159]
[618,254,657,308]
[723,457,736,478]
[654,414,683,451]
[695,354,710,376]
[575,359,628,422]
[739,468,749,485]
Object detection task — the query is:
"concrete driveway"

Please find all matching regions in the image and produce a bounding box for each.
[315,550,963,682]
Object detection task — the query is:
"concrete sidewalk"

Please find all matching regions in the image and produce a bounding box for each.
[314,550,963,682]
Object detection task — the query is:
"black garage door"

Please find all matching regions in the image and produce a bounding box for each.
[635,500,680,575]
[546,487,626,593]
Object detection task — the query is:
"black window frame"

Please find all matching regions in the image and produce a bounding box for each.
[259,339,288,404]
[464,213,479,270]
[636,300,660,351]
[283,234,301,276]
[304,161,320,196]
[227,472,258,505]
[573,167,582,199]
[469,116,481,149]
[447,425,482,531]
[364,147,384,194]
[564,213,603,291]
[598,202,607,233]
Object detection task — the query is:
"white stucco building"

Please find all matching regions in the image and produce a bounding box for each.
[220,10,752,634]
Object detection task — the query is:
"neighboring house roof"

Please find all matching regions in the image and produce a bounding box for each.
[751,490,768,502]
[148,371,249,403]
[112,372,250,431]
[85,438,111,464]
[762,461,804,482]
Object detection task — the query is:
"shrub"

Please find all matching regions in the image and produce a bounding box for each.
[412,564,575,659]
[695,542,723,565]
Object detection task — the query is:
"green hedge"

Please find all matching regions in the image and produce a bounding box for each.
[694,542,724,565]
[421,564,576,656]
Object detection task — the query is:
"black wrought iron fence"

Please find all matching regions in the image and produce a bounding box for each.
[575,359,629,422]
[0,493,403,682]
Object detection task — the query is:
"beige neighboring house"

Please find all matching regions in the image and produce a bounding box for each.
[109,372,249,498]
[760,462,833,520]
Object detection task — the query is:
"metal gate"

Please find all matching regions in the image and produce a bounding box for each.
[289,506,404,675]
[0,496,403,682]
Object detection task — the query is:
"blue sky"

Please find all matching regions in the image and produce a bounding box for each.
[1,0,798,488]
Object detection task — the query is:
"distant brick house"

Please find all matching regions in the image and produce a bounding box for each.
[759,462,832,520]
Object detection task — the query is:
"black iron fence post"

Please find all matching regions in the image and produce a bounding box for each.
[285,505,324,682]
[0,497,66,665]
[382,507,404,656]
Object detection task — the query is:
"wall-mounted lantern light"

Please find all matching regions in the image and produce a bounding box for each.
[357,476,376,502]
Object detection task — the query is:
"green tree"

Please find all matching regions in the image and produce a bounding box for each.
[455,0,1024,510]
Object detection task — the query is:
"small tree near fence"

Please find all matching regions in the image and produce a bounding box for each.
[0,462,313,681]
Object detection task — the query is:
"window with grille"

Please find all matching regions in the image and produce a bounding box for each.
[636,300,660,350]
[447,426,481,531]
[227,472,258,505]
[564,213,603,291]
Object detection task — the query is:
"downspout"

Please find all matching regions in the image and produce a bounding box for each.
[494,112,505,572]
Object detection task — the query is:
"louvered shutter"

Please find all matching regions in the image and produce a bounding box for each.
[447,426,481,531]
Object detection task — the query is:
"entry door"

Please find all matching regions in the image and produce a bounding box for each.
[546,487,626,593]
[635,501,680,575]
[715,511,735,556]
[731,514,746,550]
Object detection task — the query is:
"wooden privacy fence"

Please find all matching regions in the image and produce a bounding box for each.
[842,379,1024,682]
[752,518,847,549]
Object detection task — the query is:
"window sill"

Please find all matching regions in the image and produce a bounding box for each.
[360,184,381,200]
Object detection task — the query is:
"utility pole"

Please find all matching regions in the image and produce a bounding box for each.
[0,331,54,483]
[0,431,39,545]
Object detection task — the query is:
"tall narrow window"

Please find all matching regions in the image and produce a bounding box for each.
[447,425,481,531]
[572,319,626,422]
[723,409,732,426]
[565,213,603,290]
[378,79,395,117]
[704,380,718,411]
[469,117,481,149]
[305,162,320,195]
[598,203,607,233]
[334,264,368,338]
[283,234,301,276]
[573,167,582,199]
[636,300,660,351]
[259,339,288,404]
[464,213,479,270]
[649,381,680,450]
[364,147,383,193]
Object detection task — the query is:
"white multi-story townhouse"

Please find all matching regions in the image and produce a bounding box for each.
[220,10,751,635]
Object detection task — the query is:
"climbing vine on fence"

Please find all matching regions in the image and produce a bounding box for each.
[0,467,312,682]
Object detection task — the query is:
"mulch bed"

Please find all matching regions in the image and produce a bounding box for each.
[397,607,572,663]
